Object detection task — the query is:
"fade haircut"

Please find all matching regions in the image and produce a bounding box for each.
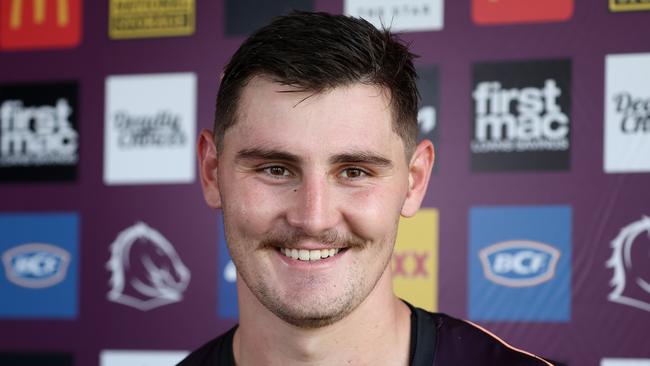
[214,11,420,156]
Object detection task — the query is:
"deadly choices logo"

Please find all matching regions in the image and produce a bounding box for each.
[468,206,572,321]
[604,53,650,173]
[104,72,196,185]
[471,59,572,172]
[606,216,650,313]
[0,213,78,319]
[0,82,79,182]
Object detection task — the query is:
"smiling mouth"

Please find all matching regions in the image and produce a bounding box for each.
[279,247,345,262]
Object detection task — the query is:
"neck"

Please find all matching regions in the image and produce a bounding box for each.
[233,267,412,366]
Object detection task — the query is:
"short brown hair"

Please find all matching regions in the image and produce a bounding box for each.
[214,11,420,155]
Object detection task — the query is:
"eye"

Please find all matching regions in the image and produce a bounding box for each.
[262,166,291,177]
[340,167,368,179]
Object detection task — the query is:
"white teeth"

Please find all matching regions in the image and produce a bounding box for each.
[280,248,341,261]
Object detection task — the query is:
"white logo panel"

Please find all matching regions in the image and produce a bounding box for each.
[100,350,189,366]
[344,0,444,32]
[104,72,196,184]
[604,53,650,173]
[602,359,650,366]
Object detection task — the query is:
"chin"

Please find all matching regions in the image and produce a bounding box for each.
[253,281,362,329]
[271,301,355,329]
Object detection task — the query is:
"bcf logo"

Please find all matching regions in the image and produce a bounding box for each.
[0,0,82,50]
[2,243,71,288]
[479,240,560,287]
[469,206,571,321]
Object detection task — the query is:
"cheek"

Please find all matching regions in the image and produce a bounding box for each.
[342,186,404,241]
[221,178,286,236]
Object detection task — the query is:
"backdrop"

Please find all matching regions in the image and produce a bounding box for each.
[1,1,649,365]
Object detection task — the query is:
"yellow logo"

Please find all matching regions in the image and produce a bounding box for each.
[392,209,438,312]
[609,0,650,12]
[109,0,195,39]
[9,0,70,29]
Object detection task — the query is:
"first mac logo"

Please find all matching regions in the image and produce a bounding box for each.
[2,243,71,288]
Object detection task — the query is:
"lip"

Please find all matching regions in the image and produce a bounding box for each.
[274,247,348,269]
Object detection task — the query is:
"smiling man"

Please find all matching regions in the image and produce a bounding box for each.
[178,11,553,366]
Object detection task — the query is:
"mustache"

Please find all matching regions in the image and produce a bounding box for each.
[259,229,368,250]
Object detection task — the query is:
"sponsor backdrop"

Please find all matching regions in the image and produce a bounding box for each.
[0,0,648,365]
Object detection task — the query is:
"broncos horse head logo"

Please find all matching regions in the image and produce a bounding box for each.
[606,216,650,312]
[107,222,191,311]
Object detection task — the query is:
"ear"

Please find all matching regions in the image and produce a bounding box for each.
[401,140,435,217]
[198,129,222,208]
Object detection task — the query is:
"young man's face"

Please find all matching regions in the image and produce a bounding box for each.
[201,76,429,328]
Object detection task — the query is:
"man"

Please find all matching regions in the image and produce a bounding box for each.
[180,11,552,366]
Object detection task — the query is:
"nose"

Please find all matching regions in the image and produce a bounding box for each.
[285,173,340,236]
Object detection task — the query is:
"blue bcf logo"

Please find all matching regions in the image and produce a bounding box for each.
[2,243,71,288]
[479,240,561,287]
[0,213,79,319]
[469,206,571,321]
[217,215,238,319]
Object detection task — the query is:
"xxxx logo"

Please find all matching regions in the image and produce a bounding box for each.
[392,251,431,278]
[391,209,438,312]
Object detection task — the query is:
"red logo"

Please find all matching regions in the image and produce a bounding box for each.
[0,0,82,50]
[472,0,573,25]
[392,251,431,279]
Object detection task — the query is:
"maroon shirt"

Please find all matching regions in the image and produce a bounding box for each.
[177,303,553,366]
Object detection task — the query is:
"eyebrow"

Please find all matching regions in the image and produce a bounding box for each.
[328,152,393,168]
[235,148,302,164]
[235,148,393,168]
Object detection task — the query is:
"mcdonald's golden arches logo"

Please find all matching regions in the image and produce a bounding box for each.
[0,0,81,50]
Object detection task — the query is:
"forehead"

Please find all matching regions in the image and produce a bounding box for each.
[224,76,405,157]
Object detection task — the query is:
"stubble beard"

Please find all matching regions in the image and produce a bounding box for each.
[228,226,393,329]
